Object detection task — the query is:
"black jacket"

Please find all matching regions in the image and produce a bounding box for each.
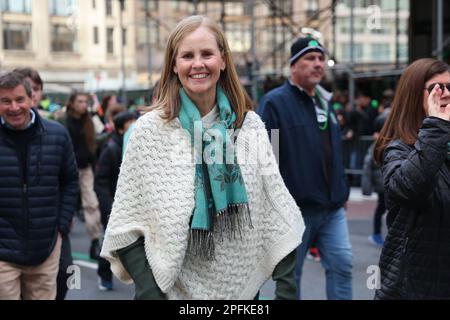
[59,114,95,169]
[375,117,450,299]
[0,111,79,265]
[94,132,123,227]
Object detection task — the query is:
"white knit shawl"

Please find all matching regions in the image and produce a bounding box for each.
[100,110,305,299]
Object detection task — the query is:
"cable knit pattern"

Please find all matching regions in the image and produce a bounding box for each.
[101,110,304,299]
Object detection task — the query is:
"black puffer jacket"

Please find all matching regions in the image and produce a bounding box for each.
[94,132,123,227]
[59,114,96,169]
[0,111,79,266]
[375,117,450,299]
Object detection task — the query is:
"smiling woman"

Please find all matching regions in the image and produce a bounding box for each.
[173,26,226,116]
[100,15,305,300]
[149,15,252,128]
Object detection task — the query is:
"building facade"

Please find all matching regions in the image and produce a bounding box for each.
[0,0,412,94]
[0,0,140,93]
[334,0,409,72]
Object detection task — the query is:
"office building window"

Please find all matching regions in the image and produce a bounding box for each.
[138,20,160,46]
[49,0,76,16]
[266,0,292,16]
[107,27,114,54]
[0,0,31,13]
[341,43,363,61]
[3,23,31,50]
[378,0,409,10]
[342,0,367,7]
[398,43,408,62]
[52,24,78,52]
[342,0,408,9]
[338,17,366,34]
[341,0,377,8]
[225,3,243,15]
[225,23,250,52]
[371,43,391,62]
[137,0,158,13]
[171,0,193,13]
[106,0,113,16]
[122,28,127,46]
[93,26,99,44]
[306,0,319,19]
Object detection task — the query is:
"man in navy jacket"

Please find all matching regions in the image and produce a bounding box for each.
[0,71,79,299]
[258,37,352,300]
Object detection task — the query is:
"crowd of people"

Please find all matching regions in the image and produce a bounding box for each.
[0,14,449,300]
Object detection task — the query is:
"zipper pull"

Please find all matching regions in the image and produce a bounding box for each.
[23,184,27,193]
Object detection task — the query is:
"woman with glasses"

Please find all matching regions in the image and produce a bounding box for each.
[374,58,450,299]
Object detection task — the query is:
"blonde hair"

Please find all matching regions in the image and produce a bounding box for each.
[150,15,252,127]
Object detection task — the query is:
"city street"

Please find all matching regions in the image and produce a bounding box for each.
[66,188,383,300]
[1,0,448,305]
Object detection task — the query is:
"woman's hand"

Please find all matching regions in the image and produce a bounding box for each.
[427,84,450,121]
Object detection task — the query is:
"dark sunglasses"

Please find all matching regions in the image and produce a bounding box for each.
[425,82,450,93]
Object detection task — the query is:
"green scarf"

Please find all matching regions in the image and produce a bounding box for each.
[179,86,251,259]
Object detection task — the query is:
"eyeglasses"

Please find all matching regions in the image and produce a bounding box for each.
[425,83,450,94]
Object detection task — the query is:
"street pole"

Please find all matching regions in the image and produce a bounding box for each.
[332,0,337,93]
[395,0,400,69]
[332,0,337,60]
[437,0,443,60]
[271,3,277,72]
[349,0,355,110]
[144,0,153,87]
[220,0,226,31]
[250,0,258,103]
[119,0,127,104]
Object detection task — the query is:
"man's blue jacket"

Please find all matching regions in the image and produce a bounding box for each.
[0,110,79,265]
[257,81,349,211]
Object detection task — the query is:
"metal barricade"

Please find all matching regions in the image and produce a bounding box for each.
[342,135,374,185]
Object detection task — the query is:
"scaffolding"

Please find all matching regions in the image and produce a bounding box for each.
[139,0,339,101]
[136,0,445,102]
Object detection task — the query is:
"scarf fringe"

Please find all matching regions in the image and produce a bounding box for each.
[188,229,215,260]
[188,204,252,260]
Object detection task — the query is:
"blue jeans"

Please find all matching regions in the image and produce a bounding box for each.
[295,207,353,300]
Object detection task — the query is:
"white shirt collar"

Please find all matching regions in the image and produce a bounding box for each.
[0,109,36,131]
